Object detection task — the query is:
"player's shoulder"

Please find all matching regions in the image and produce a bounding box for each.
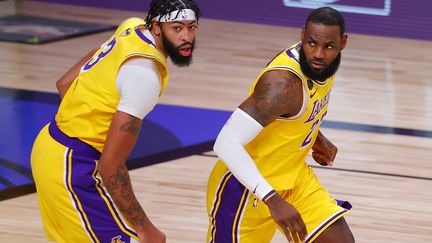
[115,17,146,34]
[284,42,302,61]
[266,43,300,69]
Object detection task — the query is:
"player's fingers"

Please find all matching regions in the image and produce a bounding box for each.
[312,152,328,166]
[293,219,307,241]
[292,231,302,243]
[328,148,337,161]
[285,224,303,243]
[282,225,294,243]
[320,152,333,166]
[311,151,320,161]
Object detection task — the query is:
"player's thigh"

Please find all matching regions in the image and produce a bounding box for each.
[207,163,277,243]
[237,198,279,243]
[286,167,350,242]
[32,125,138,242]
[31,125,92,241]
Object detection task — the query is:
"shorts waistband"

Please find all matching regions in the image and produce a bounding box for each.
[49,119,101,159]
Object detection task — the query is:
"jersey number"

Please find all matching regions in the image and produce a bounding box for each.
[301,111,327,148]
[82,38,117,72]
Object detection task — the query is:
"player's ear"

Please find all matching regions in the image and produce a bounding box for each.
[340,33,348,50]
[301,25,305,42]
[152,21,162,36]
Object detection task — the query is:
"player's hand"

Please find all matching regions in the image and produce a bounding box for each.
[136,218,166,243]
[265,193,307,243]
[312,132,337,166]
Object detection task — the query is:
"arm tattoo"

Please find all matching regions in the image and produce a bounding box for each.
[245,71,302,125]
[120,117,140,135]
[104,165,146,228]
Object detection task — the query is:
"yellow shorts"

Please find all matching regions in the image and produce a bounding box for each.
[206,162,350,243]
[31,122,138,243]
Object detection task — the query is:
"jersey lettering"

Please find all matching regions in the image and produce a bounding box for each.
[301,111,327,149]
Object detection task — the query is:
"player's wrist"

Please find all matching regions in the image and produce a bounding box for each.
[263,190,279,205]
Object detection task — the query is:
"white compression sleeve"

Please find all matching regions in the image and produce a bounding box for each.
[116,58,161,119]
[213,108,274,200]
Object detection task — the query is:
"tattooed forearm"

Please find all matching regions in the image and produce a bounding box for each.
[104,165,146,228]
[119,117,140,135]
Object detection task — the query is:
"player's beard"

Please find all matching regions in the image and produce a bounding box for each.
[299,46,341,82]
[161,32,195,67]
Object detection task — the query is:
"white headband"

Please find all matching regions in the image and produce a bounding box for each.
[153,9,197,22]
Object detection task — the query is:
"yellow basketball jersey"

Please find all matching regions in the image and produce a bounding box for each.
[222,42,334,191]
[56,17,168,152]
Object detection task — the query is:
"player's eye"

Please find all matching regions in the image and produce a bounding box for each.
[173,26,182,32]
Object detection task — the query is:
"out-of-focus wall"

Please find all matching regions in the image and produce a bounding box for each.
[32,0,432,40]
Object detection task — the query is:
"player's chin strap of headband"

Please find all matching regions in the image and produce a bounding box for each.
[153,9,197,22]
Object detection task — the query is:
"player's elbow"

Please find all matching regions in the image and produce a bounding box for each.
[213,133,231,158]
[56,79,68,97]
[213,134,225,158]
[213,133,240,163]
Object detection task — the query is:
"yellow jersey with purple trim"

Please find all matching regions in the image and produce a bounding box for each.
[207,42,349,243]
[242,42,334,190]
[56,17,168,152]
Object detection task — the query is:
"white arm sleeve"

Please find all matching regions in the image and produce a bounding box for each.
[116,58,161,119]
[213,108,274,200]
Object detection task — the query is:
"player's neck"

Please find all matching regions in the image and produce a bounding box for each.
[147,29,168,57]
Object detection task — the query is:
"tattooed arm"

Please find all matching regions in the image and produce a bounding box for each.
[240,70,307,243]
[213,69,307,242]
[98,111,165,243]
[239,69,304,126]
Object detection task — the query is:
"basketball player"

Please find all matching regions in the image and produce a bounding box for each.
[207,7,355,243]
[31,1,200,242]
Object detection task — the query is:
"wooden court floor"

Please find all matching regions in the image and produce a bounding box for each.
[0,2,431,242]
